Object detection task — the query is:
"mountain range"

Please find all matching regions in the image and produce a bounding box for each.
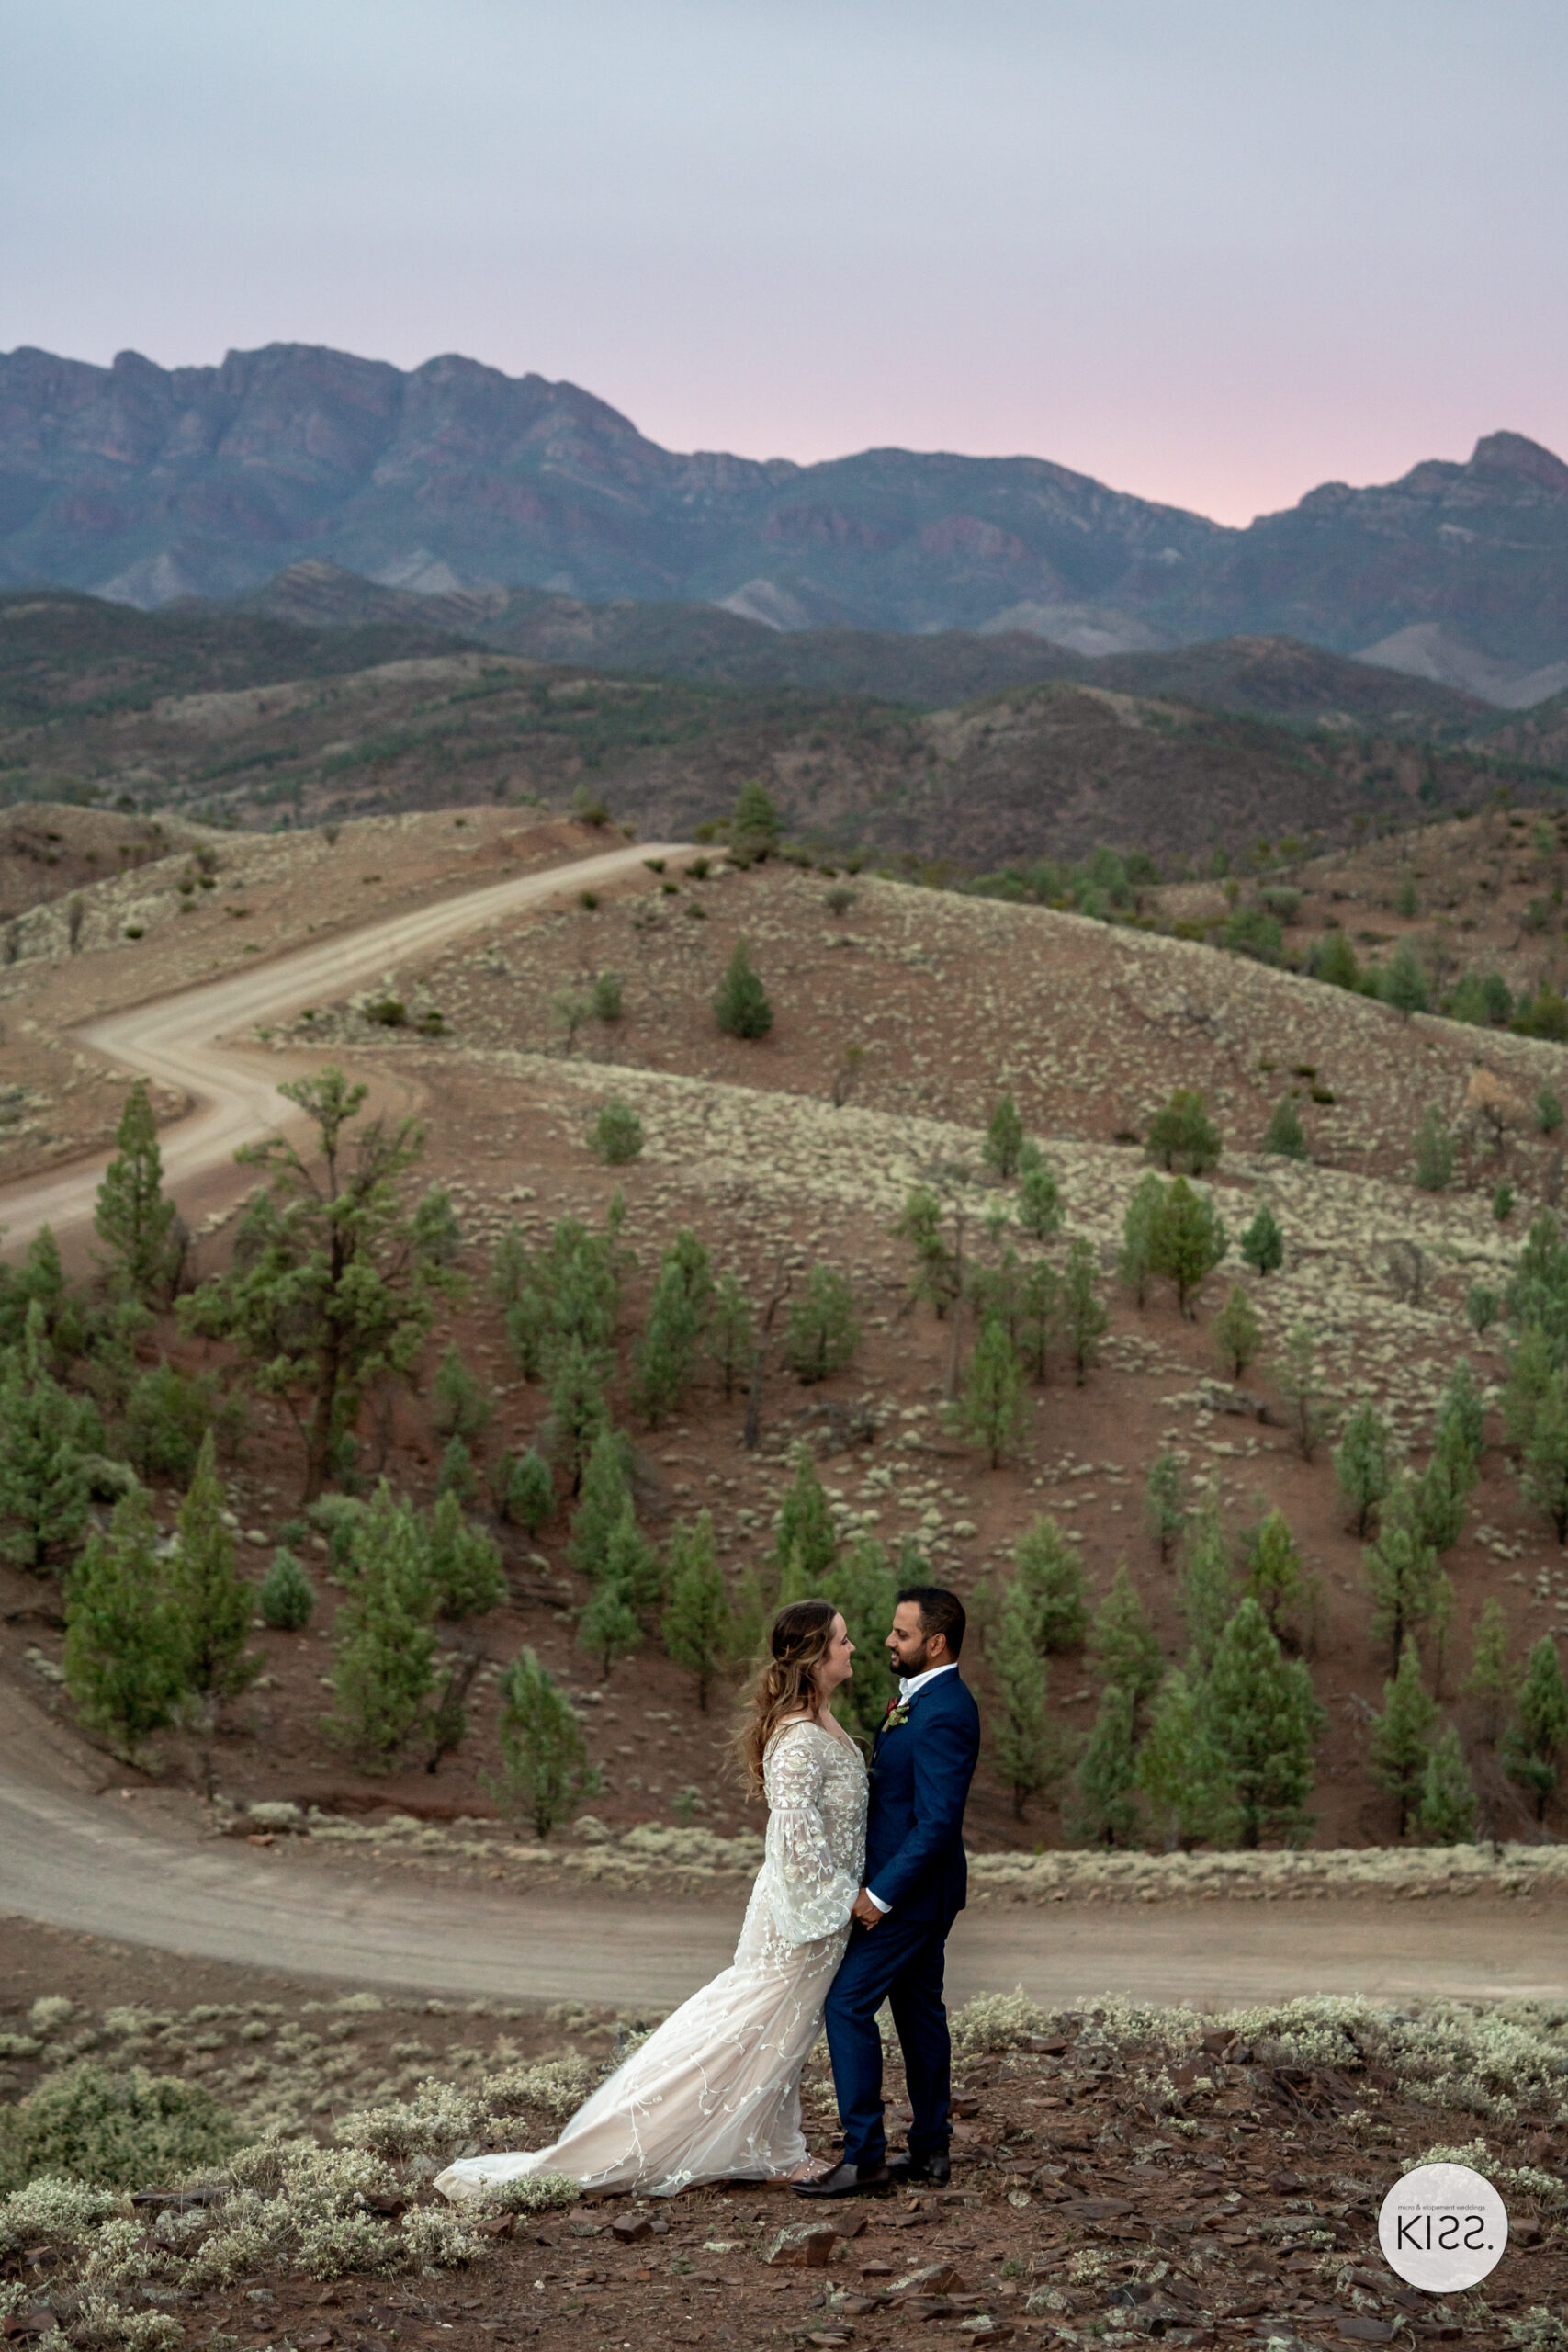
[4,341,1568,705]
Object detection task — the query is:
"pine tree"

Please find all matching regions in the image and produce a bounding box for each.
[1118,1173,1167,1307]
[1012,1515,1089,1652]
[633,1250,706,1424]
[1212,1283,1261,1378]
[1065,1682,1139,1847]
[1312,928,1361,990]
[1205,1598,1323,1848]
[578,1534,643,1682]
[1429,1567,1456,1697]
[818,1534,897,1745]
[1415,1418,1478,1555]
[1519,1370,1568,1541]
[661,1511,732,1710]
[987,1577,1061,1817]
[1177,1487,1235,1675]
[1371,1639,1440,1836]
[773,1444,839,1597]
[491,1648,600,1838]
[424,1490,506,1619]
[1087,1562,1163,1713]
[984,1096,1025,1179]
[324,1484,436,1769]
[1246,1507,1302,1635]
[0,1306,91,1570]
[713,937,773,1037]
[1262,1095,1307,1159]
[1149,1178,1227,1319]
[588,1099,643,1166]
[1502,1322,1555,1455]
[1438,1357,1485,1465]
[1418,1724,1478,1845]
[167,1431,255,1703]
[1383,940,1430,1017]
[1502,1634,1568,1820]
[258,1547,315,1632]
[1364,1472,1439,1669]
[729,777,782,865]
[431,1343,493,1443]
[1335,1398,1392,1536]
[0,1224,69,1350]
[1134,1669,1239,1851]
[601,1492,664,1609]
[62,1487,184,1762]
[179,1066,463,1502]
[93,1077,177,1302]
[1463,1597,1515,1745]
[547,1338,610,1494]
[1239,1204,1284,1277]
[434,1434,480,1504]
[951,1313,1029,1467]
[1144,1089,1222,1174]
[1016,1258,1060,1382]
[1145,1452,1188,1561]
[1414,1104,1455,1191]
[706,1273,754,1398]
[1062,1238,1109,1385]
[568,1424,634,1579]
[503,1448,556,1532]
[784,1266,860,1384]
[1017,1150,1063,1240]
[893,1187,961,1318]
[1276,1322,1330,1461]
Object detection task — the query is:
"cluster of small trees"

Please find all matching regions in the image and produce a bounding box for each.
[979,1490,1324,1849]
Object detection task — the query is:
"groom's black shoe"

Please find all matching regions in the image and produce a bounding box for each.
[886,2149,951,2188]
[791,2159,892,2199]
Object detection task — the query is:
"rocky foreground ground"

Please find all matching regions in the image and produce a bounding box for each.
[1,1921,1564,2352]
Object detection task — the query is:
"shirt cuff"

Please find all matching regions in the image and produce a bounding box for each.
[865,1889,891,1914]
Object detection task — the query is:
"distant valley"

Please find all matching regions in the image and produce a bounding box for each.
[6,341,1568,702]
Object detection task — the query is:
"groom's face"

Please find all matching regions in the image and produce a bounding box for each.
[886,1601,942,1677]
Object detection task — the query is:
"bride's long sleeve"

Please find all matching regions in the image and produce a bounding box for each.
[762,1727,863,1947]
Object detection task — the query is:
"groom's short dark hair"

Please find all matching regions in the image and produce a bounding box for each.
[897,1584,965,1659]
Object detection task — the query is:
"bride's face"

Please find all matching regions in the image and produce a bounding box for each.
[814,1612,855,1698]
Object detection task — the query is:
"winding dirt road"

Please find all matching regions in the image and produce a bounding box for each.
[0,841,1564,2010]
[0,837,683,1252]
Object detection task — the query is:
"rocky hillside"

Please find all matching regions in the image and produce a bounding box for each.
[5,344,1568,691]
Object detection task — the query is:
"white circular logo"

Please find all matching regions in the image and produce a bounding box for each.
[1379,2164,1508,2292]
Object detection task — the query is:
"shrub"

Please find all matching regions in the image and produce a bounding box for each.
[588,1098,644,1164]
[1536,1086,1565,1136]
[713,937,773,1037]
[591,969,623,1022]
[825,884,856,916]
[1312,929,1361,989]
[259,1547,315,1631]
[1222,905,1282,964]
[431,1343,493,1444]
[1145,1088,1222,1173]
[0,2063,239,2194]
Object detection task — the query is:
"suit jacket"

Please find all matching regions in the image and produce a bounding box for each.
[864,1668,981,1928]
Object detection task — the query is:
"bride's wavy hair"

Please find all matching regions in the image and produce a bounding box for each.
[734,1599,839,1793]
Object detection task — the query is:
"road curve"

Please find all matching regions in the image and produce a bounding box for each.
[0,839,686,1253]
[2,1692,1562,2009]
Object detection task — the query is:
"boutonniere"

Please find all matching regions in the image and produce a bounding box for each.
[883,1699,910,1731]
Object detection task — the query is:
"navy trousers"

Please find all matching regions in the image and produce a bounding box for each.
[822,1911,953,2168]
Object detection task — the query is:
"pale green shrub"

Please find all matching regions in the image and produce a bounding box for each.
[400,2203,483,2267]
[28,1997,75,2035]
[950,1988,1052,2052]
[0,2064,238,2194]
[335,2079,481,2161]
[0,2175,124,2251]
[1505,2314,1568,2352]
[468,2172,579,2216]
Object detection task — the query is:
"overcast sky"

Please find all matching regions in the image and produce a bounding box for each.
[3,0,1565,524]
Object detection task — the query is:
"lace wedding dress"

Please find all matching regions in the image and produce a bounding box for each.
[435,1720,868,2200]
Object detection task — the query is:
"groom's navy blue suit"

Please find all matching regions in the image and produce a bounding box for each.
[823,1667,980,2168]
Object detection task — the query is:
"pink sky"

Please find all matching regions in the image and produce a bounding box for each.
[4,0,1564,526]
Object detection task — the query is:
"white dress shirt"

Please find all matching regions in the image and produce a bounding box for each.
[865,1661,960,1912]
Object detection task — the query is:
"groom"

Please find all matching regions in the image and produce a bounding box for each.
[795,1585,980,2199]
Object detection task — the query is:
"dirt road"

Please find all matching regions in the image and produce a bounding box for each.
[2,1690,1560,2010]
[0,837,682,1250]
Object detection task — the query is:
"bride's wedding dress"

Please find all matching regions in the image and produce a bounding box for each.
[435,1719,868,2200]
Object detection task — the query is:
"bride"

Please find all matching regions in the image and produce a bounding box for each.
[434,1599,868,2201]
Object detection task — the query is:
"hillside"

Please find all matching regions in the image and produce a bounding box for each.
[236,561,1491,731]
[2,593,1557,875]
[6,343,1568,691]
[6,809,1568,1874]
